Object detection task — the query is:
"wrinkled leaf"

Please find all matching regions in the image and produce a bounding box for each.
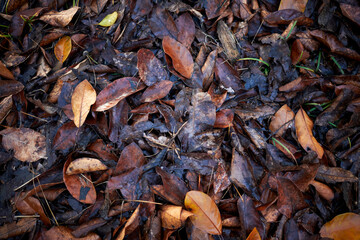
[54,36,72,63]
[98,11,118,27]
[66,158,108,175]
[316,165,358,184]
[295,108,324,158]
[0,128,46,162]
[40,7,79,27]
[71,80,97,127]
[320,213,360,240]
[184,190,222,235]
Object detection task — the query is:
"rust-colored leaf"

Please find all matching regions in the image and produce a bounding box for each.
[93,77,145,112]
[310,180,334,201]
[71,80,97,127]
[66,158,108,175]
[247,228,261,240]
[40,6,79,27]
[140,80,173,103]
[63,156,97,204]
[0,128,46,162]
[0,60,15,80]
[214,109,234,128]
[0,80,24,98]
[42,226,101,240]
[340,3,360,27]
[320,213,360,240]
[184,190,222,235]
[0,218,36,239]
[149,6,178,39]
[269,104,295,137]
[278,0,308,12]
[116,204,141,240]
[162,36,194,79]
[53,121,77,151]
[160,205,193,230]
[295,108,324,158]
[290,39,310,65]
[54,36,72,63]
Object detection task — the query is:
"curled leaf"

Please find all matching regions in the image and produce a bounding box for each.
[184,191,222,235]
[66,158,108,175]
[99,11,118,27]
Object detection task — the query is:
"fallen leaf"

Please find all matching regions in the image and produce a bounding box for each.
[149,6,178,39]
[184,190,222,235]
[116,204,141,240]
[247,227,261,240]
[278,0,308,12]
[295,108,324,158]
[175,13,195,49]
[160,205,193,229]
[0,80,24,98]
[0,128,46,162]
[310,180,334,201]
[320,212,360,240]
[269,104,295,137]
[140,80,173,103]
[53,121,77,151]
[93,77,145,112]
[42,226,101,240]
[0,218,36,239]
[71,80,97,127]
[0,60,15,80]
[66,158,108,175]
[40,6,79,27]
[54,36,72,63]
[214,109,234,128]
[162,36,194,79]
[316,165,358,184]
[340,3,360,27]
[98,11,118,27]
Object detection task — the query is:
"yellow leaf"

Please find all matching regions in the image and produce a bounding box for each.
[54,36,72,63]
[320,212,360,240]
[71,80,96,127]
[184,191,222,235]
[295,108,324,158]
[98,11,118,27]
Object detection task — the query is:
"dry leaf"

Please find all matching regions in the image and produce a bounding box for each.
[247,227,262,240]
[269,104,295,137]
[0,128,46,162]
[320,212,360,240]
[295,108,324,158]
[71,80,97,127]
[66,158,108,175]
[278,0,308,12]
[43,226,101,240]
[54,36,72,63]
[310,180,334,201]
[0,218,36,239]
[116,205,141,240]
[184,190,222,235]
[159,205,193,230]
[98,11,118,27]
[40,7,79,27]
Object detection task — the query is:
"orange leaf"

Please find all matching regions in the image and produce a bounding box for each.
[116,205,141,240]
[54,36,72,63]
[159,205,193,230]
[184,191,222,235]
[278,0,308,12]
[310,180,334,201]
[247,227,261,240]
[320,212,360,240]
[71,80,96,127]
[66,158,108,175]
[269,104,295,137]
[295,108,324,158]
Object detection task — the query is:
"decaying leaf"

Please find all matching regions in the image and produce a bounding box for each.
[320,212,360,240]
[140,80,173,103]
[66,158,108,175]
[0,218,37,239]
[270,104,295,137]
[295,108,324,158]
[278,0,308,12]
[42,226,101,240]
[116,204,141,240]
[40,7,80,27]
[0,128,46,162]
[184,190,222,235]
[159,205,193,229]
[71,80,97,127]
[54,36,72,63]
[98,11,118,27]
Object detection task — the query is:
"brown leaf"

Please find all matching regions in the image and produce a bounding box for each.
[205,0,230,19]
[160,205,193,230]
[162,36,194,79]
[290,39,310,65]
[246,228,261,240]
[184,190,222,235]
[215,57,243,93]
[278,0,308,12]
[175,13,195,49]
[53,121,77,151]
[54,36,72,63]
[72,218,107,238]
[63,156,97,204]
[71,80,97,127]
[137,48,169,86]
[66,158,108,175]
[0,95,13,124]
[269,104,295,137]
[0,128,46,162]
[0,60,15,80]
[316,165,358,184]
[93,77,145,112]
[320,213,360,240]
[149,6,178,39]
[213,162,231,194]
[217,21,240,62]
[340,3,360,27]
[295,108,324,158]
[0,80,24,98]
[116,204,141,240]
[264,9,313,26]
[115,142,145,174]
[43,226,101,240]
[310,180,334,201]
[140,80,173,103]
[0,218,36,239]
[214,109,234,128]
[40,6,79,27]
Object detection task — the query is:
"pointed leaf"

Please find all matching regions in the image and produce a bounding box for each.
[184,190,222,235]
[295,108,324,158]
[269,104,295,137]
[247,228,261,240]
[320,213,360,240]
[116,205,141,240]
[66,158,108,175]
[140,80,173,103]
[54,36,72,63]
[98,11,118,27]
[71,80,97,127]
[40,6,79,27]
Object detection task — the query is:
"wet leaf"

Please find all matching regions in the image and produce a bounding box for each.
[54,36,72,63]
[214,109,234,128]
[63,156,97,204]
[40,6,79,27]
[205,0,230,19]
[295,108,324,158]
[140,80,173,103]
[71,80,97,127]
[184,190,222,235]
[115,142,145,175]
[0,60,15,80]
[98,11,118,27]
[320,213,360,240]
[149,6,178,39]
[340,3,360,27]
[0,80,24,98]
[43,226,101,240]
[93,77,145,112]
[246,228,261,240]
[162,36,194,79]
[316,165,358,184]
[0,128,46,162]
[215,57,243,93]
[264,9,313,26]
[116,205,140,240]
[290,39,310,65]
[66,158,108,175]
[278,0,308,12]
[137,48,169,86]
[53,121,77,151]
[269,104,295,137]
[175,13,195,49]
[0,218,36,239]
